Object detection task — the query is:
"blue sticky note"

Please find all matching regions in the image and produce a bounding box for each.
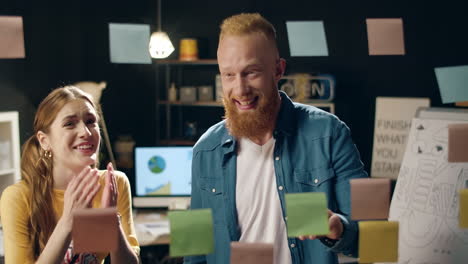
[434,65,468,104]
[109,23,151,64]
[286,21,329,57]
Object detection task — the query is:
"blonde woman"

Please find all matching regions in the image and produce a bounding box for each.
[0,86,139,264]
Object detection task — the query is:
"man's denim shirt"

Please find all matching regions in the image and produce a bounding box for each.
[185,92,368,264]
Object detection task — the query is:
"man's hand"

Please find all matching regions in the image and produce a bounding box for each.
[298,209,343,241]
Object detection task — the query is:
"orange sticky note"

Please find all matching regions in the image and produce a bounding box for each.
[366,18,405,55]
[455,101,468,107]
[359,221,398,263]
[460,189,468,228]
[351,178,391,220]
[0,16,25,59]
[448,124,468,162]
[230,242,274,264]
[72,208,119,253]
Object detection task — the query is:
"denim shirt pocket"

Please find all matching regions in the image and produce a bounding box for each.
[200,177,224,195]
[199,177,225,224]
[294,166,335,191]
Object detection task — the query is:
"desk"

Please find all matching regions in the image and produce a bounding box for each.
[133,209,171,246]
[134,209,182,264]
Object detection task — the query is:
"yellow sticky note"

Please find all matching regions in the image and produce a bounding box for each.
[359,221,398,263]
[460,189,468,228]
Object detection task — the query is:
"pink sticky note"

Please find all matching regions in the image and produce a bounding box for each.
[72,208,119,253]
[230,242,274,264]
[0,16,25,59]
[366,18,405,55]
[448,124,468,162]
[351,178,391,220]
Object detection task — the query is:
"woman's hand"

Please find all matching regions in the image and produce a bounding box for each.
[61,167,101,230]
[101,162,118,208]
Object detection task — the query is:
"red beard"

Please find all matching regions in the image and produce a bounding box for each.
[223,87,280,141]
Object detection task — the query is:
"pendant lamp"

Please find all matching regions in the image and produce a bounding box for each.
[149,0,174,58]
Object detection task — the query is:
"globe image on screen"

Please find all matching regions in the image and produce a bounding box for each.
[148,156,166,173]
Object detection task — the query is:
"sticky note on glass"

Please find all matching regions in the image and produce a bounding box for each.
[460,189,468,228]
[435,65,468,104]
[168,209,214,257]
[72,208,119,253]
[359,221,398,262]
[285,192,329,237]
[0,16,25,59]
[448,123,468,162]
[230,242,273,264]
[109,23,151,64]
[351,178,391,220]
[286,21,329,56]
[366,18,405,55]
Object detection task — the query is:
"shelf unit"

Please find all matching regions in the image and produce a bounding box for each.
[159,100,334,112]
[154,60,336,145]
[0,111,21,197]
[155,59,221,145]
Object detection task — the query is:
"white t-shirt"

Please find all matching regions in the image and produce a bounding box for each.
[236,137,292,264]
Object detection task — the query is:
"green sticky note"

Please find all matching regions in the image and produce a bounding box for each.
[285,192,329,237]
[168,209,214,257]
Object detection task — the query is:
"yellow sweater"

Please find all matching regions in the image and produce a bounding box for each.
[0,170,140,264]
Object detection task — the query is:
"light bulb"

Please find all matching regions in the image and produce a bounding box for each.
[149,31,175,59]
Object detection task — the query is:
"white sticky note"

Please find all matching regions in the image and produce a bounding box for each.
[109,23,151,64]
[286,21,329,56]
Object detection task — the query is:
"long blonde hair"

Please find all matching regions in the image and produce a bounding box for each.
[21,86,97,258]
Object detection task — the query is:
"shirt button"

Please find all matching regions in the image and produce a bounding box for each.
[275,156,280,161]
[212,188,216,193]
[314,179,319,184]
[278,185,284,191]
[290,243,296,248]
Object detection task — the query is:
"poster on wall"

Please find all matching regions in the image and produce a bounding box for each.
[371,97,430,179]
[389,117,468,263]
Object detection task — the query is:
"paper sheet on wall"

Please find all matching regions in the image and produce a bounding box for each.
[108,23,151,64]
[0,16,25,59]
[371,97,430,179]
[286,21,329,56]
[434,65,468,104]
[389,118,468,263]
[366,18,405,55]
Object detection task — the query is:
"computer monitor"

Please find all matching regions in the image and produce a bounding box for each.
[133,146,192,208]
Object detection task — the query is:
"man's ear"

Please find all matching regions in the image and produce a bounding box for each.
[275,58,286,82]
[36,131,50,151]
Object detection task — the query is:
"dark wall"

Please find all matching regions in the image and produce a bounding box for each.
[1,0,468,174]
